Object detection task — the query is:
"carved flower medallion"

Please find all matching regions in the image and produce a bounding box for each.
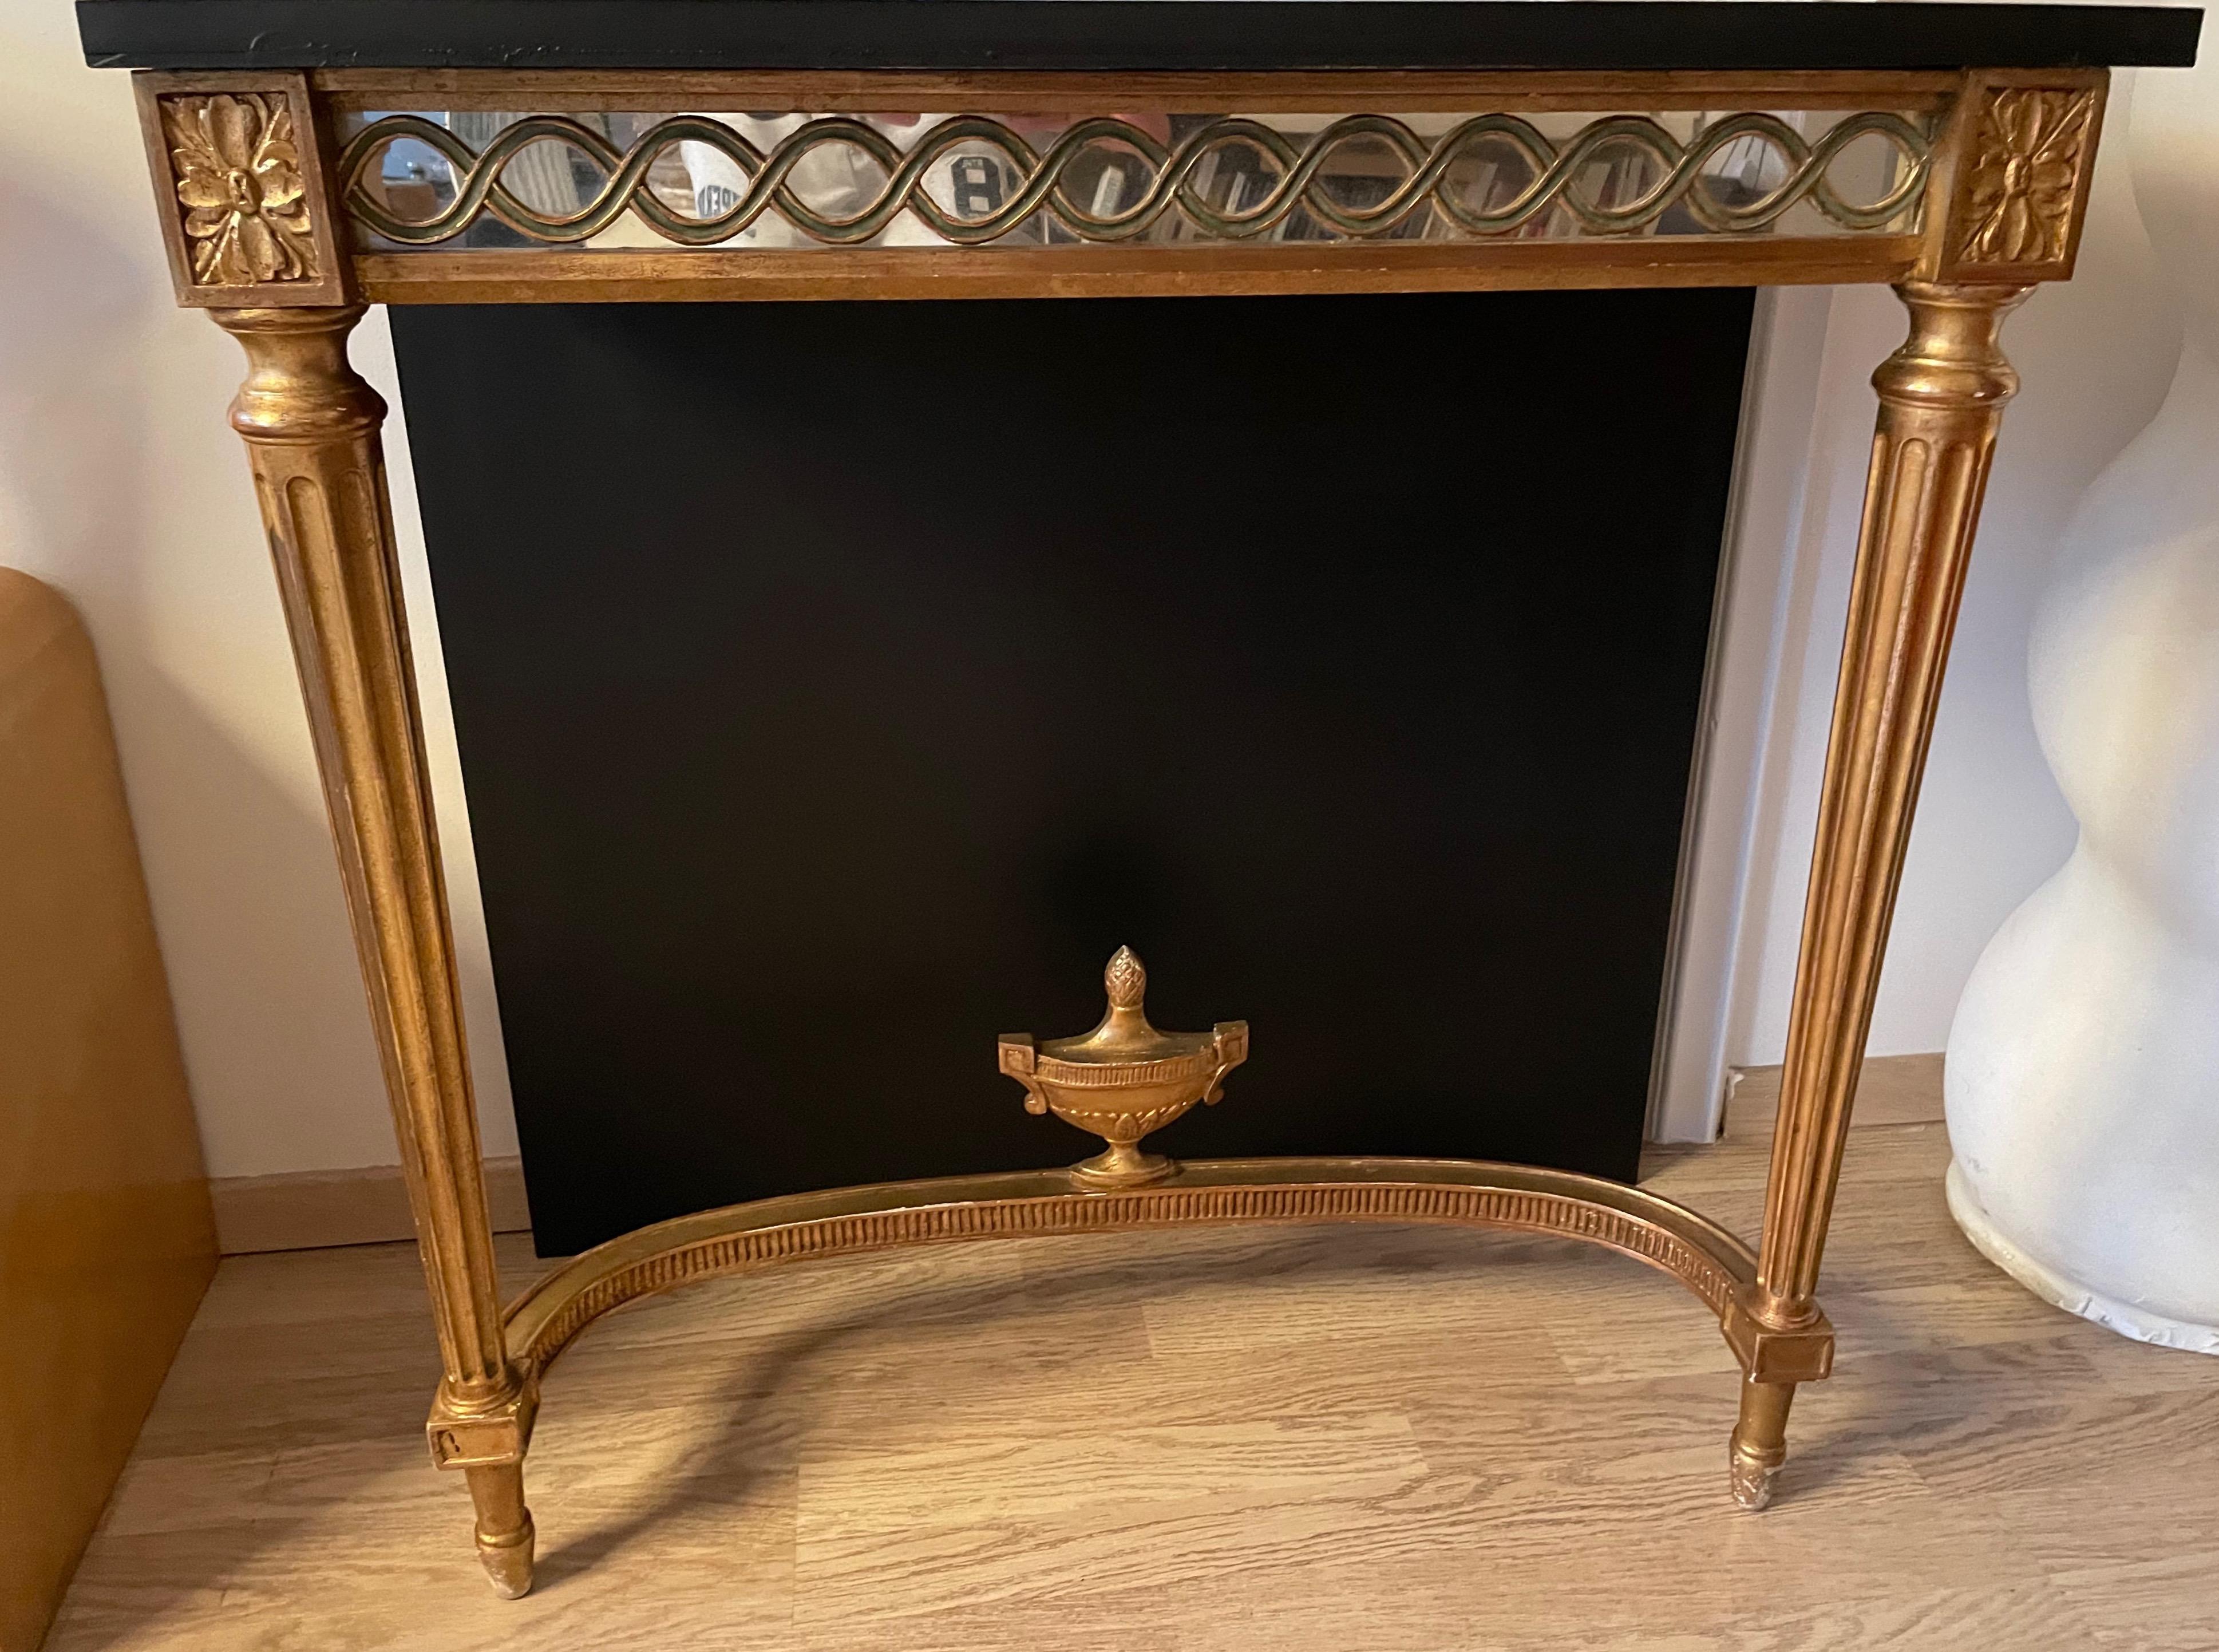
[162,94,319,285]
[1958,88,2095,266]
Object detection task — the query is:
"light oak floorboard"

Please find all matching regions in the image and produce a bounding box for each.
[48,1128,2216,1650]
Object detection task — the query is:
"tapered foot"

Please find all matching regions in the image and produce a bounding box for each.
[465,1463,536,1598]
[1728,1438,1784,1510]
[477,1515,536,1598]
[477,1516,535,1598]
[1727,1376,1794,1511]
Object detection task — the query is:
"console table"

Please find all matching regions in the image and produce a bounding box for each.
[80,0,2202,1599]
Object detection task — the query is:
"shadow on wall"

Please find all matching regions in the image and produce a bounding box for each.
[1722,73,2187,1069]
[0,164,400,1178]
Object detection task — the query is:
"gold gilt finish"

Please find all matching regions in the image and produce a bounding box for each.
[152,61,2105,1594]
[209,307,534,1596]
[503,1157,1759,1382]
[999,947,1249,1187]
[161,93,318,283]
[1725,279,2032,1510]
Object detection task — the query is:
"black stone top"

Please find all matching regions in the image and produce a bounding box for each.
[77,1,2203,74]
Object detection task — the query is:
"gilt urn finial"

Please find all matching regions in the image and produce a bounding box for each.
[997,950,1248,1189]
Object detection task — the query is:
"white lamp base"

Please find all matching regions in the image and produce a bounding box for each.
[1945,1161,2219,1356]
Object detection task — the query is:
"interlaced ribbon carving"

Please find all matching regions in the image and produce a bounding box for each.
[339,109,1929,247]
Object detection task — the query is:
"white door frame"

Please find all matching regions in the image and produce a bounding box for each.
[1648,285,1837,1143]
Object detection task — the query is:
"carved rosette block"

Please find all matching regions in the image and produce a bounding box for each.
[1931,72,2106,284]
[1000,947,1248,1188]
[1961,89,2095,263]
[134,73,350,307]
[165,93,315,283]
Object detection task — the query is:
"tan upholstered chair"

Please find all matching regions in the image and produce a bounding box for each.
[0,568,216,1652]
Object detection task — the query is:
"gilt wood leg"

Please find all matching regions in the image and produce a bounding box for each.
[1727,280,2031,1508]
[215,306,533,1595]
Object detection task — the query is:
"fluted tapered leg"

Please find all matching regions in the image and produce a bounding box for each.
[1726,280,2032,1509]
[215,306,533,1592]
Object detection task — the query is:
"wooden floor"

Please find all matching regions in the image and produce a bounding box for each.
[49,1124,2218,1651]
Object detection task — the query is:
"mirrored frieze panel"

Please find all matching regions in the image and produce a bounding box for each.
[335,106,1933,252]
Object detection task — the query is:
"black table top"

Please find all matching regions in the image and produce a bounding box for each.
[79,1,2203,74]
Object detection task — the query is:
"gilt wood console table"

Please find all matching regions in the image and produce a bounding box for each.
[82,0,2202,1598]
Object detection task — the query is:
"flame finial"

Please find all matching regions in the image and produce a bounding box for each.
[998,950,1248,1189]
[1105,946,1146,1010]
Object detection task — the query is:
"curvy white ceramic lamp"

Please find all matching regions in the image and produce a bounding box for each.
[1945,60,2219,1353]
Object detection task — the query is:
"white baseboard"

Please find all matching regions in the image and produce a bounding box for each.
[1723,1052,1945,1141]
[210,1158,531,1254]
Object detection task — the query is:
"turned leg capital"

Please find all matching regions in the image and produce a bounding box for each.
[212,305,384,441]
[1873,281,2033,410]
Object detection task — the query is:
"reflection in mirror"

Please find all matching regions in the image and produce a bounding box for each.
[337,106,1933,254]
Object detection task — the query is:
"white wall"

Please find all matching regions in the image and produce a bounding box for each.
[0,5,2187,1173]
[0,3,517,1179]
[1718,74,2188,1076]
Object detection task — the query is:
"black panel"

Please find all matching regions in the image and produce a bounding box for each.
[80,0,2201,71]
[392,291,1750,1255]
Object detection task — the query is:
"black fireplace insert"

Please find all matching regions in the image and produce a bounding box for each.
[393,287,1752,1254]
